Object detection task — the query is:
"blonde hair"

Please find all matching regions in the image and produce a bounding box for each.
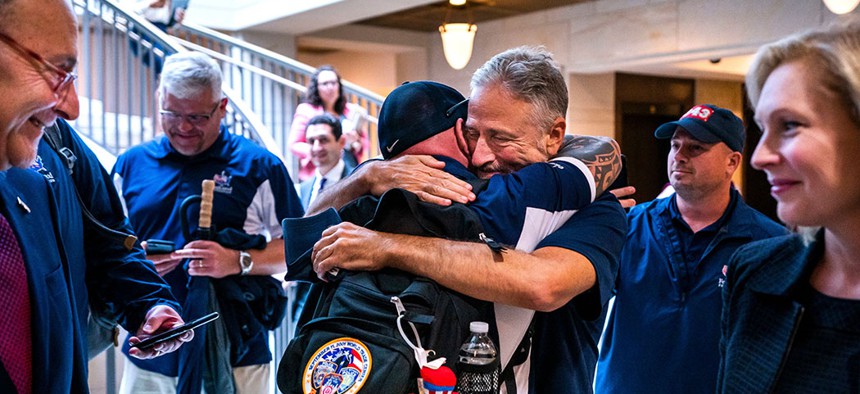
[745,17,860,126]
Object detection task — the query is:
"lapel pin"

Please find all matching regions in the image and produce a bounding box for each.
[17,197,30,213]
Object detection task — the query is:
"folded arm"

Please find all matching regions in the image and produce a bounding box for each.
[312,222,595,311]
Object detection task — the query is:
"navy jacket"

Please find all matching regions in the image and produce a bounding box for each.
[0,170,88,394]
[30,119,178,343]
[718,233,821,393]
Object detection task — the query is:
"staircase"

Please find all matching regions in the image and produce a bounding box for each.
[72,1,384,393]
[72,0,383,172]
[171,22,384,165]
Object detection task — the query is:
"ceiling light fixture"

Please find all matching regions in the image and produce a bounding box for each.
[449,0,467,6]
[823,0,860,14]
[439,1,476,70]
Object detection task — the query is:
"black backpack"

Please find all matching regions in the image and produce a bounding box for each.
[278,187,500,394]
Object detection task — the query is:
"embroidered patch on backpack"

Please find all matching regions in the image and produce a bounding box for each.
[303,337,372,394]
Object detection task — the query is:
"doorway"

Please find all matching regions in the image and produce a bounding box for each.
[615,73,694,204]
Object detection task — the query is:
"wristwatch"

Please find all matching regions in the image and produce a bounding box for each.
[238,250,253,276]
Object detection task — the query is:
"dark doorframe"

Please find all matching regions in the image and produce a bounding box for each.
[740,89,780,223]
[615,73,694,203]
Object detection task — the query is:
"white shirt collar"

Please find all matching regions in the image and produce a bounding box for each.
[315,159,346,186]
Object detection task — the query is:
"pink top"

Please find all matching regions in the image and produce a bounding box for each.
[288,103,369,181]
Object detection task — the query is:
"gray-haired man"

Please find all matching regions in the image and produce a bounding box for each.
[113,52,304,393]
[309,46,627,393]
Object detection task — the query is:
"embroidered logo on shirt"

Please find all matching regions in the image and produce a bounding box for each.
[213,170,233,194]
[30,155,55,183]
[303,337,372,394]
[718,264,727,288]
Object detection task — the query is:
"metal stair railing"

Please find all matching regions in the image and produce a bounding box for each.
[170,21,388,380]
[72,1,287,393]
[171,22,385,166]
[72,0,276,159]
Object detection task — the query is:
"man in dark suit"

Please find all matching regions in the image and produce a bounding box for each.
[0,0,188,392]
[298,114,355,209]
[292,114,354,324]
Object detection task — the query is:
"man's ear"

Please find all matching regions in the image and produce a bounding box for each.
[727,151,742,175]
[545,117,566,156]
[454,118,471,159]
[336,134,347,149]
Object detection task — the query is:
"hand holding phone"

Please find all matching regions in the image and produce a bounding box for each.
[144,239,176,254]
[130,312,219,350]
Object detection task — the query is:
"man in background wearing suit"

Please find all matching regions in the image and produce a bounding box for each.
[292,114,355,323]
[298,114,355,209]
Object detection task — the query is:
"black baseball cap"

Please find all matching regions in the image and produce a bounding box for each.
[654,104,745,152]
[377,81,469,159]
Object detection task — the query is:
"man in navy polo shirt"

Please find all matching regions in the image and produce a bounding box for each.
[595,104,786,393]
[113,52,303,393]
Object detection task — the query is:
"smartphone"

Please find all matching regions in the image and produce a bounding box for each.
[145,239,175,254]
[130,312,219,349]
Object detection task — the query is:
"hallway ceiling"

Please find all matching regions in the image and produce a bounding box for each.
[356,0,592,32]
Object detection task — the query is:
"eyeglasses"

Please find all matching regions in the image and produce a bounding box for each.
[160,101,221,125]
[318,80,339,87]
[0,31,77,95]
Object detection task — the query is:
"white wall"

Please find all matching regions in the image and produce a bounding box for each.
[568,73,616,138]
[239,0,854,139]
[296,50,399,95]
[237,30,298,58]
[288,0,851,138]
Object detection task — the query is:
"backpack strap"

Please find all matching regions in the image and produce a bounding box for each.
[43,124,138,250]
[499,316,535,394]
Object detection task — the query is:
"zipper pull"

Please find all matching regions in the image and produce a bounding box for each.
[391,296,407,316]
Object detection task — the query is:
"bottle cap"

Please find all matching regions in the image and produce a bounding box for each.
[470,321,489,334]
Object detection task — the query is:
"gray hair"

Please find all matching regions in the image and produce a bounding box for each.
[158,52,223,101]
[746,16,860,126]
[470,45,568,131]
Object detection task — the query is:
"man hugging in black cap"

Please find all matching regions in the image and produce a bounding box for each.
[302,79,623,391]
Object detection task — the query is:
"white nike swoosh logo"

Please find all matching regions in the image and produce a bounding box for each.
[386,139,399,153]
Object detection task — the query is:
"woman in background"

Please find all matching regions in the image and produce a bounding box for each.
[288,65,368,181]
[718,18,860,392]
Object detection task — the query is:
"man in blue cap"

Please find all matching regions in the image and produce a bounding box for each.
[595,104,787,393]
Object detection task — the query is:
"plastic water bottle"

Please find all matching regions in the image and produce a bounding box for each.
[456,321,500,394]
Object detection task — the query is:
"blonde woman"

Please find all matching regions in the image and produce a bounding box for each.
[719,18,860,392]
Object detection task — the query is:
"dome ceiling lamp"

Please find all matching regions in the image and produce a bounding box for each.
[823,0,860,14]
[439,0,477,70]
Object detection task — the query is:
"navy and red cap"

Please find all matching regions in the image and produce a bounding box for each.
[654,104,745,152]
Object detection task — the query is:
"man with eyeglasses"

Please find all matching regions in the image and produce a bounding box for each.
[0,0,191,393]
[112,51,304,394]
